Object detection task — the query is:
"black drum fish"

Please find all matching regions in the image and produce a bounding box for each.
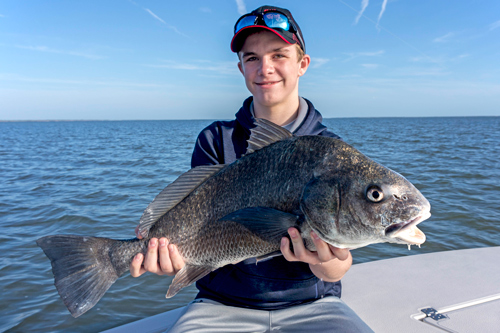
[37,119,431,317]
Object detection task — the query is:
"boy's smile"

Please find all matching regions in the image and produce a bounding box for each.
[238,30,310,120]
[256,80,281,87]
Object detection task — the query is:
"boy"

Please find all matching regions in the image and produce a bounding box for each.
[131,6,372,332]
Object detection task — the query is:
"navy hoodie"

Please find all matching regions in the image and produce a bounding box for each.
[191,96,342,310]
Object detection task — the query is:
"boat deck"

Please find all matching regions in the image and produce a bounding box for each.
[104,246,500,332]
[342,246,500,332]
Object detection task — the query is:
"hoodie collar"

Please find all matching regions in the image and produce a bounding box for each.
[235,96,329,136]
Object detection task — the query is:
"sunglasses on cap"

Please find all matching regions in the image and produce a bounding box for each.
[234,11,305,51]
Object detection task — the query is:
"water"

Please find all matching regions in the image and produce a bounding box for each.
[0,117,499,332]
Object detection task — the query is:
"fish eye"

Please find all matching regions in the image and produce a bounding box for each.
[366,186,384,203]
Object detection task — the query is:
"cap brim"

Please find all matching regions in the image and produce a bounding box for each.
[231,25,296,52]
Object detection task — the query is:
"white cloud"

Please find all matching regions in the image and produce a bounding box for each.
[199,7,212,13]
[359,50,385,56]
[354,0,369,25]
[311,58,330,69]
[128,1,189,38]
[377,0,388,28]
[344,50,384,61]
[144,8,166,24]
[14,45,103,60]
[410,56,439,63]
[337,74,363,79]
[393,67,452,77]
[143,8,189,38]
[143,60,239,75]
[489,20,500,31]
[353,0,389,28]
[410,53,469,64]
[0,73,168,88]
[361,64,379,69]
[0,14,5,18]
[236,0,247,15]
[433,32,455,43]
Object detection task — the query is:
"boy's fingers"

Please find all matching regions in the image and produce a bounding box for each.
[168,244,185,273]
[130,253,145,277]
[158,238,173,274]
[143,238,160,273]
[311,231,335,262]
[288,228,309,261]
[286,228,319,264]
[329,245,350,261]
[280,237,296,262]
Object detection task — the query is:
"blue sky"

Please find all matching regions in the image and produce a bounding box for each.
[1,0,499,120]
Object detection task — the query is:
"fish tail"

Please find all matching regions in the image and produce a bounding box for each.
[37,235,142,318]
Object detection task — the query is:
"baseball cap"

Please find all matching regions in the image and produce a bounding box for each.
[231,5,306,53]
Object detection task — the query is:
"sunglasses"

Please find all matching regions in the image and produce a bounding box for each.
[234,11,304,50]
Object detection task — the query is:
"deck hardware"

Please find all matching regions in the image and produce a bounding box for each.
[420,308,458,333]
[421,307,448,321]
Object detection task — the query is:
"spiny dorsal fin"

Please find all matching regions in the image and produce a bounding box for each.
[138,164,225,238]
[246,118,293,155]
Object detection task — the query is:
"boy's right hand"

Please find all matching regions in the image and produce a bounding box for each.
[129,226,185,277]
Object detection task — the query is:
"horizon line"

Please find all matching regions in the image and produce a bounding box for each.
[1,115,498,123]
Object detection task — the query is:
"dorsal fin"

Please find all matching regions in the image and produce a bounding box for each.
[246,118,293,155]
[138,164,225,238]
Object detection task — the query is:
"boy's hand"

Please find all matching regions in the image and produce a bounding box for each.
[130,226,185,277]
[281,227,352,282]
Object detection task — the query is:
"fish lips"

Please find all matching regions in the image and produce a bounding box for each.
[384,211,431,245]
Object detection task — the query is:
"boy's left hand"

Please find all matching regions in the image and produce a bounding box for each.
[281,227,350,263]
[281,227,352,282]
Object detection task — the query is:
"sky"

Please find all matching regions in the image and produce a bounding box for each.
[1,0,499,120]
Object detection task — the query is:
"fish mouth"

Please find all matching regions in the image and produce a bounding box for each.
[384,211,431,245]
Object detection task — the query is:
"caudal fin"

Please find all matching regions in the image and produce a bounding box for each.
[37,235,127,318]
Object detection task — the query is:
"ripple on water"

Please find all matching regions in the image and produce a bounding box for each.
[0,117,499,332]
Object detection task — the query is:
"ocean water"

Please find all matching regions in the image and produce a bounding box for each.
[0,117,499,332]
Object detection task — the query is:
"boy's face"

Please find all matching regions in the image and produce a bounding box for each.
[237,30,310,109]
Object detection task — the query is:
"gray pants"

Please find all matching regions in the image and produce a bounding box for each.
[167,297,373,333]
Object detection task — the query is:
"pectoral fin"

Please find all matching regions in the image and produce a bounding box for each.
[255,250,283,263]
[219,207,300,243]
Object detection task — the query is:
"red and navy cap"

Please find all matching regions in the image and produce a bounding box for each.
[231,6,306,53]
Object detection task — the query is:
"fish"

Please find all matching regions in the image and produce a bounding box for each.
[37,119,431,318]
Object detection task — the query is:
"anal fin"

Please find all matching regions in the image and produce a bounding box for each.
[166,264,214,298]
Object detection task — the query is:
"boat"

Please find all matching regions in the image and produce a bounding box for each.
[342,246,500,332]
[103,246,500,332]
